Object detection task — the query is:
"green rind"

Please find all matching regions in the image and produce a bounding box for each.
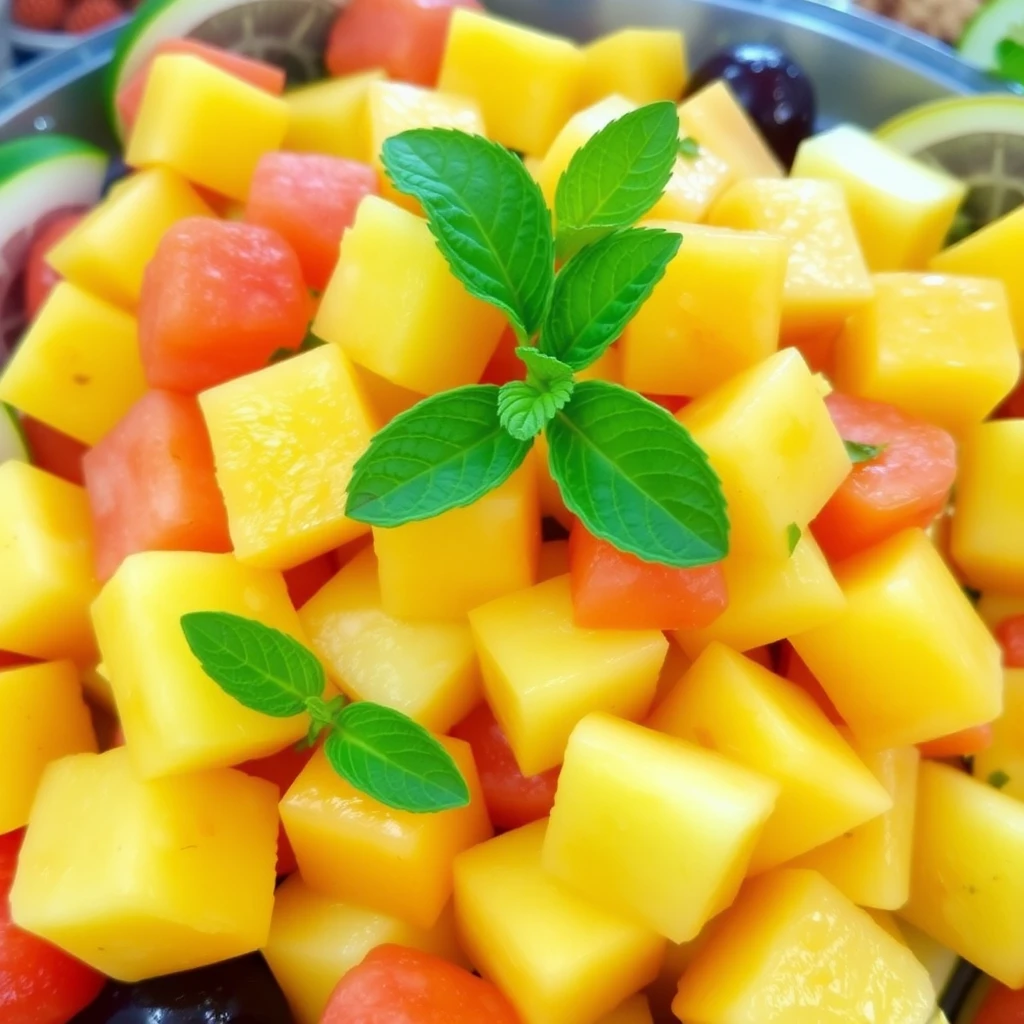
[959,0,1023,69]
[0,135,106,185]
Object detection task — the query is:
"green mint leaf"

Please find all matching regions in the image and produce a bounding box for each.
[345,384,532,526]
[326,702,470,813]
[555,101,680,259]
[787,523,802,555]
[540,227,681,371]
[843,439,887,464]
[546,381,728,567]
[678,136,700,158]
[269,326,326,365]
[989,769,1011,790]
[497,348,575,441]
[180,612,324,718]
[996,37,1024,84]
[381,129,555,340]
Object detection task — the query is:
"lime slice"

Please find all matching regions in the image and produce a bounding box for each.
[0,403,30,464]
[959,0,1024,73]
[877,95,1024,238]
[108,0,346,136]
[0,135,107,357]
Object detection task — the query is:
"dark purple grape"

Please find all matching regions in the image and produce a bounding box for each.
[71,954,294,1024]
[686,44,816,168]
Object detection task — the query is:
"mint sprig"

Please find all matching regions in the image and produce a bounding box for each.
[787,523,802,555]
[180,612,469,814]
[844,439,886,464]
[345,107,729,569]
[996,37,1024,84]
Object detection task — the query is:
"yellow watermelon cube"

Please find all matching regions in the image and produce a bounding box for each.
[200,345,377,569]
[281,739,491,930]
[792,125,966,271]
[298,547,481,733]
[468,575,668,775]
[0,282,145,445]
[372,458,540,621]
[46,167,214,309]
[673,531,845,657]
[650,644,891,873]
[543,712,779,941]
[677,348,851,560]
[674,868,935,1022]
[900,761,1024,988]
[792,743,919,910]
[92,551,316,778]
[974,669,1024,802]
[0,661,96,835]
[710,177,873,356]
[621,222,787,398]
[284,70,385,161]
[314,196,506,395]
[263,874,467,1024]
[126,54,289,201]
[950,420,1024,591]
[0,462,98,665]
[579,28,686,107]
[10,748,278,982]
[453,820,665,1024]
[597,995,653,1024]
[438,8,584,155]
[791,529,1002,749]
[833,273,1020,435]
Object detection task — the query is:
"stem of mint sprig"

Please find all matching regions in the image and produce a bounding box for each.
[344,102,730,570]
[180,612,470,814]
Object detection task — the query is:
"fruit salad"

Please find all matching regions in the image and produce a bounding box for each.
[1,0,1024,1022]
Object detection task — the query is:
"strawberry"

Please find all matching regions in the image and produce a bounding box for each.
[63,0,124,33]
[12,0,67,31]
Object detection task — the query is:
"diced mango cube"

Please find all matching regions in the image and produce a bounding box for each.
[351,364,424,424]
[678,81,783,180]
[281,739,491,930]
[126,54,289,201]
[833,273,1020,435]
[367,80,485,211]
[284,70,385,161]
[651,645,891,873]
[792,743,919,910]
[622,222,787,398]
[792,125,965,271]
[597,994,653,1024]
[791,529,1002,748]
[977,591,1024,630]
[10,748,278,982]
[200,345,377,569]
[674,868,935,1023]
[974,669,1024,802]
[710,178,873,354]
[0,661,96,834]
[580,28,686,106]
[930,202,1024,343]
[314,196,506,394]
[438,8,585,155]
[899,920,960,1001]
[373,458,539,621]
[950,421,1024,591]
[46,167,214,309]
[678,348,850,560]
[538,539,570,581]
[534,430,573,528]
[673,532,845,657]
[0,462,98,664]
[298,547,480,733]
[454,821,665,1024]
[0,282,145,445]
[469,575,668,775]
[900,761,1024,987]
[263,874,467,1024]
[544,712,778,941]
[92,551,315,778]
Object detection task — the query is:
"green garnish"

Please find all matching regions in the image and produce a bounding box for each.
[989,769,1011,789]
[843,439,887,464]
[346,104,729,570]
[678,136,701,158]
[787,523,802,555]
[180,612,469,814]
[996,37,1024,84]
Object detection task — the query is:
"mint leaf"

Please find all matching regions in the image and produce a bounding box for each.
[989,769,1011,789]
[787,523,802,555]
[996,37,1024,84]
[678,136,700,158]
[382,129,554,341]
[844,439,886,464]
[555,102,680,259]
[269,326,326,365]
[546,381,728,567]
[326,702,470,813]
[497,348,574,441]
[346,384,532,526]
[541,227,681,371]
[180,612,323,717]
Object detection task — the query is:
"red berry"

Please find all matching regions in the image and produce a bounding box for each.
[12,0,66,31]
[63,0,123,33]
